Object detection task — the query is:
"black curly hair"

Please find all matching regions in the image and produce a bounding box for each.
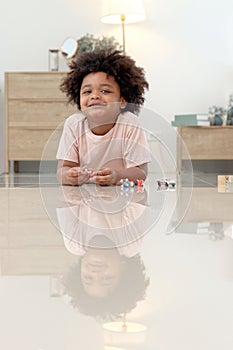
[60,49,149,114]
[62,254,150,321]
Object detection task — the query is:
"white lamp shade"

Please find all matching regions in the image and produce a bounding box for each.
[103,321,147,344]
[101,0,146,24]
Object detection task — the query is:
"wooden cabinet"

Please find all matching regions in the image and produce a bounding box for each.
[177,126,233,173]
[5,72,77,172]
[0,188,77,275]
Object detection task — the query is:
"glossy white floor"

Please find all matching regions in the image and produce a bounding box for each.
[0,172,233,350]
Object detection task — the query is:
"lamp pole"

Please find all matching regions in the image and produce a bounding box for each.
[120,14,126,54]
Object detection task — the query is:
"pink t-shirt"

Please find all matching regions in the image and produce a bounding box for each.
[56,201,148,257]
[56,111,151,170]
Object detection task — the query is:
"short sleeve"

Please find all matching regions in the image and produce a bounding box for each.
[123,122,152,168]
[56,114,80,163]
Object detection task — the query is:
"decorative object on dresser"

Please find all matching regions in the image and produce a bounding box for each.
[227,94,233,125]
[60,37,78,62]
[218,175,233,192]
[48,49,59,71]
[5,72,77,173]
[208,105,226,126]
[59,34,121,68]
[171,113,210,126]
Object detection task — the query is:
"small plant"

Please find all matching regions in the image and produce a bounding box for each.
[77,33,96,53]
[95,35,122,51]
[208,95,233,125]
[227,94,233,125]
[77,33,122,54]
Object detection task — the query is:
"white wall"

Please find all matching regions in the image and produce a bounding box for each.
[0,0,232,173]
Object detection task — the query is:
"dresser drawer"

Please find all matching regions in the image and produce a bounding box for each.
[8,100,76,127]
[6,72,67,99]
[9,128,62,160]
[179,126,233,160]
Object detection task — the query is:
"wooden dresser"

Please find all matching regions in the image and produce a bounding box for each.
[5,72,77,172]
[177,126,233,173]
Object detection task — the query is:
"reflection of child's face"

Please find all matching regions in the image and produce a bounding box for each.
[80,72,125,132]
[81,248,123,298]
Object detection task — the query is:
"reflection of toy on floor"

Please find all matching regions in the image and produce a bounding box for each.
[120,178,145,194]
[157,178,176,191]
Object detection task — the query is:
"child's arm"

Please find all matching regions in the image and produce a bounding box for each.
[94,163,148,186]
[57,160,92,186]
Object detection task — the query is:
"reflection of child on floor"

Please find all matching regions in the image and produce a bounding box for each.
[56,49,151,186]
[57,185,150,320]
[63,246,149,320]
[56,184,151,253]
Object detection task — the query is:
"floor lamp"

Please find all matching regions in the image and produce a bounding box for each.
[101,0,146,54]
[103,314,147,345]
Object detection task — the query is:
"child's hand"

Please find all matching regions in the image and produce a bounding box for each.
[94,167,118,186]
[66,167,91,186]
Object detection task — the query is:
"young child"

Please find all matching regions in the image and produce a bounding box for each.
[56,49,151,186]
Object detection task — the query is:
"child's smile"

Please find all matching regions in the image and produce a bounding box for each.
[80,72,126,134]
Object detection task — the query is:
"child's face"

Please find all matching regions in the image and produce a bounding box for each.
[80,72,126,131]
[81,248,123,298]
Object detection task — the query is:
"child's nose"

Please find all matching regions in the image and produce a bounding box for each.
[91,91,100,99]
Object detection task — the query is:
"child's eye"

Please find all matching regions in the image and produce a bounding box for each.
[102,275,113,281]
[102,276,114,285]
[101,89,111,94]
[82,90,91,95]
[82,274,93,284]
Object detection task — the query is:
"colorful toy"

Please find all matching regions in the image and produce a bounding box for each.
[120,178,135,188]
[137,179,144,187]
[157,178,176,189]
[80,167,94,175]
